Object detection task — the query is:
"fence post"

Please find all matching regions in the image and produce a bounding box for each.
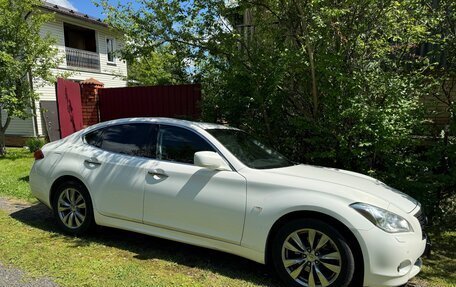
[80,78,104,127]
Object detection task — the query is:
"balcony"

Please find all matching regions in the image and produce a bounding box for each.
[65,47,100,71]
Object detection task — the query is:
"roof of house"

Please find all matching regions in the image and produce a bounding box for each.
[41,2,109,27]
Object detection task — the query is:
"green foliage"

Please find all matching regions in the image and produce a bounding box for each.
[101,0,455,224]
[127,46,190,86]
[25,137,44,153]
[0,0,60,155]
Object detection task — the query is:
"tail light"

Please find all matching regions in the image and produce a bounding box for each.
[34,149,44,160]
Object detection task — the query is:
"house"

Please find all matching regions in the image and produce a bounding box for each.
[3,2,128,145]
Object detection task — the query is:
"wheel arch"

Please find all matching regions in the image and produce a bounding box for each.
[265,210,364,286]
[49,175,91,209]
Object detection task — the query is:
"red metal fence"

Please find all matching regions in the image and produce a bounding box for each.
[98,84,202,122]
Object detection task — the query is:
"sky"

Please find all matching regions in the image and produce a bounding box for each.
[46,0,138,19]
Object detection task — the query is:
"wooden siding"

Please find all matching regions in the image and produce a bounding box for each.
[39,15,128,76]
[29,14,129,136]
[1,109,35,136]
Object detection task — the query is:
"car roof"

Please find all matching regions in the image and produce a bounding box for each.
[89,117,238,131]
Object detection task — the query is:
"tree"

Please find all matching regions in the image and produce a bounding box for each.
[101,0,453,221]
[416,0,456,225]
[0,0,59,155]
[126,46,190,86]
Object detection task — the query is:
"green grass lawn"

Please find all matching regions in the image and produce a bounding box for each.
[0,148,36,201]
[0,208,277,287]
[0,148,454,287]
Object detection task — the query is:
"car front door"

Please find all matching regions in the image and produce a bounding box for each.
[143,125,247,244]
[74,123,158,223]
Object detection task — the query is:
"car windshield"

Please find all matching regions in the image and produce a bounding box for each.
[207,129,294,169]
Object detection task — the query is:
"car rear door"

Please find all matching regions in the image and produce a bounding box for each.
[73,123,158,223]
[142,125,247,244]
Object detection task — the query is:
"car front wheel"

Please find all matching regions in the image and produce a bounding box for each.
[52,180,94,236]
[271,219,355,287]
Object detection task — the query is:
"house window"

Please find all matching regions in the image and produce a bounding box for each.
[64,23,97,52]
[64,23,100,70]
[107,38,115,63]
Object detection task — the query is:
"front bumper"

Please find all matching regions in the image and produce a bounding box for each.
[355,226,427,287]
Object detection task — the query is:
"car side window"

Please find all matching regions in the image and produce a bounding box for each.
[97,123,158,158]
[158,125,215,164]
[84,129,103,148]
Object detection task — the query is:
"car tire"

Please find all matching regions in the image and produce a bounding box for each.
[52,180,94,236]
[271,218,355,287]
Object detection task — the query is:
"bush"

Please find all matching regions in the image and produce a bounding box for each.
[103,0,455,228]
[25,138,45,153]
[374,132,456,225]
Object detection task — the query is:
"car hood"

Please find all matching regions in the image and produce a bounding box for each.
[265,164,418,213]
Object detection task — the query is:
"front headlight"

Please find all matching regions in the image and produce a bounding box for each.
[350,202,413,233]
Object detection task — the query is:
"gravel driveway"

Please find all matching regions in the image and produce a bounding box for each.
[0,263,58,287]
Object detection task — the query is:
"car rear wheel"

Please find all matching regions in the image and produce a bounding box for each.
[271,219,355,287]
[52,180,94,236]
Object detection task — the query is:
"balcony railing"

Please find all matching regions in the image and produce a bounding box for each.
[65,47,100,71]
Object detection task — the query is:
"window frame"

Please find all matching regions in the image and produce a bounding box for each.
[81,122,235,170]
[156,124,231,167]
[83,127,103,148]
[83,123,159,159]
[63,22,97,53]
[106,37,116,64]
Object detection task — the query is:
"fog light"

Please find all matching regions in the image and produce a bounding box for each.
[397,260,412,275]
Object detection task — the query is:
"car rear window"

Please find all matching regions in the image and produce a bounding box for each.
[84,129,103,148]
[85,123,158,158]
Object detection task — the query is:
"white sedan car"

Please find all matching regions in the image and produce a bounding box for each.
[30,118,428,287]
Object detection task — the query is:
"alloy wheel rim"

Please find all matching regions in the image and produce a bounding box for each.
[57,188,87,229]
[281,228,341,287]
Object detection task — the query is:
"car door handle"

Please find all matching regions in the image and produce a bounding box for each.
[84,158,101,165]
[148,169,168,177]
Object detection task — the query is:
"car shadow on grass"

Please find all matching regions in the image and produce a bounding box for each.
[10,203,283,287]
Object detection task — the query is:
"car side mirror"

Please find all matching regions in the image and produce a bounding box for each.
[194,151,231,171]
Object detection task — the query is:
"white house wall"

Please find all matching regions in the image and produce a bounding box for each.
[6,14,128,138]
[32,15,128,137]
[39,15,128,76]
[39,18,66,64]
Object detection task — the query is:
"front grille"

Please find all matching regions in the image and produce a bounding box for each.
[414,208,428,239]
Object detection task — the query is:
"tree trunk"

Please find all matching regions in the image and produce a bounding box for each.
[293,0,319,118]
[0,114,12,157]
[0,130,5,157]
[307,44,318,117]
